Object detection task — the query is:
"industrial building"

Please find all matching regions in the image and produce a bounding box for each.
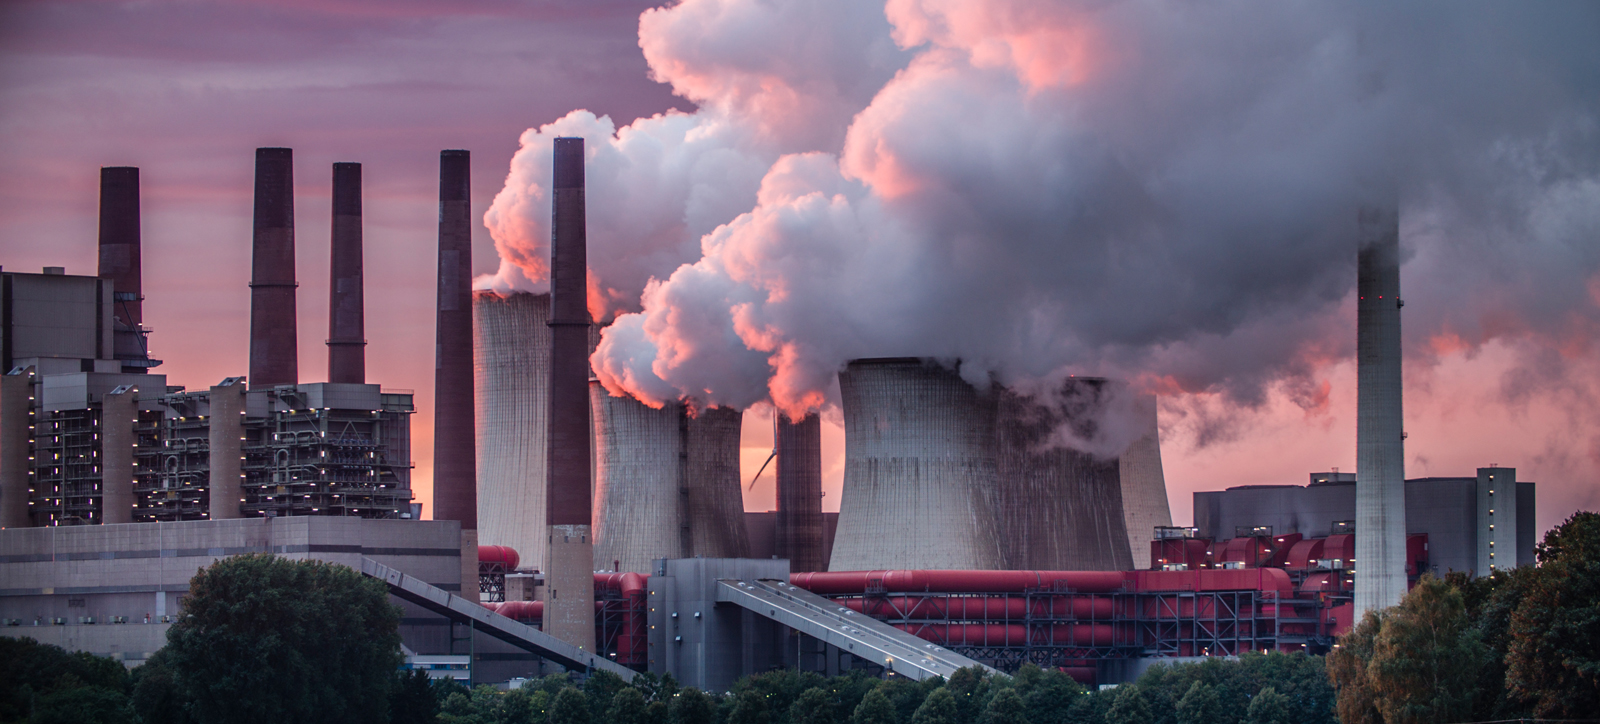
[0,152,417,529]
[2,146,1550,691]
[1193,469,1535,576]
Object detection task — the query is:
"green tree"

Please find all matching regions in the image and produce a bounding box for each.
[1506,511,1600,718]
[851,687,896,724]
[1021,668,1084,724]
[584,671,630,722]
[979,688,1028,724]
[670,688,716,724]
[790,687,836,724]
[1173,681,1221,724]
[26,685,135,724]
[163,554,403,724]
[608,687,649,724]
[131,649,195,724]
[389,669,440,724]
[909,688,957,724]
[728,690,771,724]
[877,678,935,724]
[549,687,591,724]
[1369,575,1489,724]
[944,667,992,723]
[0,637,132,723]
[1243,686,1290,724]
[1104,685,1151,724]
[1328,610,1384,724]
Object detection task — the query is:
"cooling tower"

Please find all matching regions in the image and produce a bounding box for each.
[544,138,594,650]
[207,379,246,520]
[100,386,136,525]
[1118,391,1172,568]
[1355,206,1406,616]
[995,382,1134,571]
[327,162,365,384]
[776,413,827,572]
[591,384,749,574]
[474,290,552,571]
[97,167,151,372]
[830,358,1007,571]
[248,148,298,388]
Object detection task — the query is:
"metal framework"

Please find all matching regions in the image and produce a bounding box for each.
[816,585,1335,672]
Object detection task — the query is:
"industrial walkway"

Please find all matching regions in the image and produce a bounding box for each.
[358,557,636,680]
[715,578,997,681]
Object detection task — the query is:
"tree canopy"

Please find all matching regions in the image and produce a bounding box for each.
[163,553,403,724]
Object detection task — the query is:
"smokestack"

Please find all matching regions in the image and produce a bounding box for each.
[433,150,479,592]
[776,413,826,572]
[248,148,298,388]
[97,166,156,373]
[208,378,246,520]
[1355,206,1406,616]
[327,162,365,384]
[100,386,136,525]
[544,138,595,650]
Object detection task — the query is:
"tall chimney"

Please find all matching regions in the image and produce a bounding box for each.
[98,167,157,372]
[1355,206,1406,616]
[776,412,826,572]
[543,137,596,650]
[327,162,365,384]
[433,150,479,594]
[248,148,298,388]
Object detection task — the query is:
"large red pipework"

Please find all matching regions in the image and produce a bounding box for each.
[843,596,1115,620]
[478,545,520,570]
[894,623,1119,647]
[792,570,1129,595]
[594,571,648,665]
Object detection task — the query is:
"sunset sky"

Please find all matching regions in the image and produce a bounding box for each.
[3,0,1596,538]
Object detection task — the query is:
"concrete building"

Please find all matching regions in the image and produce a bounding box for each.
[1192,469,1535,576]
[775,413,826,572]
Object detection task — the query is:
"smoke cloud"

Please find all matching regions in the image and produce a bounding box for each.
[493,0,1600,447]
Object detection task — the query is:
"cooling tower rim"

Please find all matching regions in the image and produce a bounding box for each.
[473,289,548,301]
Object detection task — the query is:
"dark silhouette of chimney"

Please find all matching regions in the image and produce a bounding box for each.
[543,137,595,650]
[98,167,157,372]
[327,162,365,384]
[432,150,476,529]
[249,148,298,388]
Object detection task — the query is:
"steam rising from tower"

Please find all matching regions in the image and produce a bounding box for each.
[1355,207,1406,616]
[327,162,365,384]
[248,148,298,388]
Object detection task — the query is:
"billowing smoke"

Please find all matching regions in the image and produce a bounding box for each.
[492,0,1600,455]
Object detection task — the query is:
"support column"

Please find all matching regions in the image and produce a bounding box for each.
[208,379,247,520]
[0,369,33,528]
[100,386,136,525]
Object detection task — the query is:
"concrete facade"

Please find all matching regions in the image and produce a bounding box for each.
[1477,467,1518,574]
[1193,475,1537,576]
[646,557,790,692]
[0,517,463,666]
[1118,393,1173,567]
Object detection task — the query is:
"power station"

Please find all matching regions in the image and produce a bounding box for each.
[0,149,1538,689]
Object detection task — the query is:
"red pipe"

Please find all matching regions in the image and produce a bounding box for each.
[478,545,520,570]
[843,596,1116,620]
[895,623,1119,647]
[793,570,1128,595]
